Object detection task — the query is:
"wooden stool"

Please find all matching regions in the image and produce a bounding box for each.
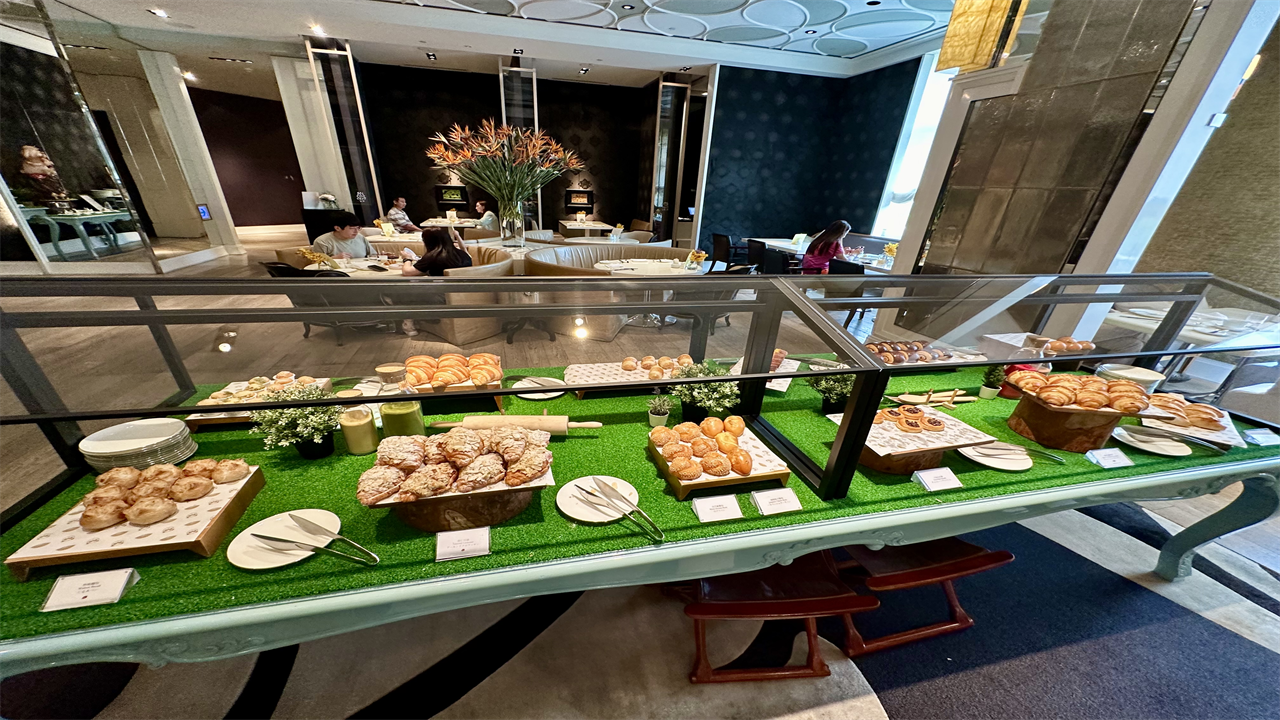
[680,551,880,683]
[835,538,1013,657]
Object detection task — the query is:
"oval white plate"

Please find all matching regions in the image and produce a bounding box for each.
[512,377,567,400]
[957,442,1033,472]
[80,418,188,455]
[227,509,341,570]
[556,476,639,523]
[1112,426,1191,456]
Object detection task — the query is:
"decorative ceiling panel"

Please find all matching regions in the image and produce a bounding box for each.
[400,0,954,58]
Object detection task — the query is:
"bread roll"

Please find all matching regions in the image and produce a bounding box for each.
[662,442,693,460]
[124,497,178,526]
[723,415,745,437]
[726,447,752,475]
[700,417,724,437]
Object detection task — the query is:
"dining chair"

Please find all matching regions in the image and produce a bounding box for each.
[647,239,673,247]
[621,230,654,243]
[759,248,794,275]
[746,239,767,269]
[827,258,867,328]
[524,229,554,241]
[630,219,652,232]
[260,261,322,278]
[711,233,746,271]
[464,228,500,241]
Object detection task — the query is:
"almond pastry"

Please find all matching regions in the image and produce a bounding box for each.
[357,466,405,505]
[920,417,945,432]
[96,467,141,489]
[505,448,552,486]
[440,428,485,468]
[401,462,458,498]
[486,425,528,463]
[124,497,178,526]
[455,453,507,493]
[378,435,428,472]
[700,417,725,437]
[723,415,746,437]
[690,437,717,457]
[662,442,693,460]
[700,451,731,476]
[726,447,753,475]
[669,456,702,481]
[1036,386,1075,406]
[674,422,701,442]
[649,426,679,447]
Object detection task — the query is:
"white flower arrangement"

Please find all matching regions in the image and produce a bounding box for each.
[317,192,337,202]
[250,384,342,448]
[669,361,740,415]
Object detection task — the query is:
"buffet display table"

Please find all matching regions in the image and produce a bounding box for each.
[1,365,1275,677]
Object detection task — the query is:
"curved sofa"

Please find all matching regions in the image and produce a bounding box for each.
[523,244,688,277]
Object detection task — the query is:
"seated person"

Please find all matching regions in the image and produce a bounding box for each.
[401,227,473,276]
[384,196,421,234]
[314,211,377,259]
[801,220,855,275]
[473,199,499,232]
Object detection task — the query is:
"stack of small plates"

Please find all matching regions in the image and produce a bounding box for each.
[1096,363,1167,393]
[79,418,198,473]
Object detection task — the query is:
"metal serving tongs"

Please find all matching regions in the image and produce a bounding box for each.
[249,514,380,567]
[580,478,665,542]
[1118,425,1230,455]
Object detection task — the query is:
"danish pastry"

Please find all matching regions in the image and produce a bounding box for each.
[700,417,724,437]
[1074,389,1111,409]
[422,435,448,464]
[872,411,885,424]
[96,467,141,489]
[896,417,924,433]
[674,422,701,442]
[379,435,428,472]
[726,447,753,475]
[662,442,693,460]
[700,451,731,476]
[1037,385,1075,406]
[357,466,405,505]
[690,437,717,457]
[1108,395,1149,413]
[441,428,485,467]
[212,458,251,484]
[488,425,530,463]
[715,431,739,453]
[920,417,946,432]
[140,464,181,484]
[723,415,746,437]
[182,459,218,478]
[881,408,905,421]
[170,475,214,501]
[899,405,924,417]
[669,456,703,481]
[80,500,128,531]
[622,357,638,371]
[649,426,679,447]
[124,497,178,526]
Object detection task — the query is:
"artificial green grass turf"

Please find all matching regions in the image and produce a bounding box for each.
[2,365,1276,642]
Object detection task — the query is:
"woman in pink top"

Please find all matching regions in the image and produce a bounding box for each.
[800,220,852,274]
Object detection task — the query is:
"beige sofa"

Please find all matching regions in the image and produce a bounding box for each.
[406,246,514,345]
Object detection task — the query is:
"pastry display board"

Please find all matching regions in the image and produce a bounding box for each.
[1143,411,1246,448]
[5,467,264,581]
[728,357,801,392]
[184,379,332,428]
[564,362,674,385]
[648,427,790,500]
[831,406,996,457]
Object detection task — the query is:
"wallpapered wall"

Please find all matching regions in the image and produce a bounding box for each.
[360,64,502,220]
[1136,24,1279,299]
[698,59,920,250]
[539,79,653,227]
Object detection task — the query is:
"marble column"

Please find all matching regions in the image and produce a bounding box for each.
[271,56,353,211]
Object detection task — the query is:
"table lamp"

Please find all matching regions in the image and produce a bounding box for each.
[446,209,458,223]
[576,211,586,222]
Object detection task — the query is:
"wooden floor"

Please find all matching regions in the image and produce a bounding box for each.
[4,228,1276,575]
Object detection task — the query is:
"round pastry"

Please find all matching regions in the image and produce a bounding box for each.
[274,371,294,380]
[915,351,933,363]
[1189,414,1227,431]
[864,343,879,353]
[874,343,891,353]
[648,367,665,380]
[674,422,701,442]
[700,417,725,437]
[170,475,214,501]
[1074,389,1110,409]
[872,411,885,424]
[140,464,181,484]
[1078,341,1096,351]
[296,376,317,385]
[669,456,703,481]
[183,458,218,478]
[899,405,924,417]
[677,354,694,366]
[1057,336,1075,343]
[96,466,141,489]
[80,501,128,531]
[1037,385,1075,406]
[124,497,178,526]
[892,351,910,365]
[641,355,656,363]
[658,356,675,370]
[690,437,717,457]
[881,408,905,421]
[1187,403,1224,419]
[127,480,172,505]
[879,352,896,365]
[715,431,738,453]
[920,417,946,432]
[1063,342,1082,352]
[213,458,251,485]
[700,451,731,476]
[726,447,753,475]
[893,342,908,352]
[723,415,745,437]
[83,485,127,506]
[1109,395,1149,413]
[895,417,923,433]
[1046,340,1067,353]
[640,358,657,370]
[649,426,679,447]
[662,442,693,460]
[234,390,256,399]
[621,357,638,371]
[912,341,927,351]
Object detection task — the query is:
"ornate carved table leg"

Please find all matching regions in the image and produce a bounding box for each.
[1155,473,1280,581]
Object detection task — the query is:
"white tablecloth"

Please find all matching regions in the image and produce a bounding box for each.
[593,259,708,276]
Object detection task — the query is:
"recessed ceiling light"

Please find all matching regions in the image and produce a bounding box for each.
[579,67,589,74]
[680,66,692,71]
[310,24,327,36]
[181,71,196,81]
[513,48,524,55]
[64,44,108,50]
[209,57,253,63]
[805,29,817,34]
[866,0,881,4]
[147,8,168,18]
[622,3,635,8]
[426,52,437,60]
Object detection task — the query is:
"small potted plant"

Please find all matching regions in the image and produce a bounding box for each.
[807,372,857,415]
[979,366,1005,399]
[250,384,344,459]
[647,395,673,427]
[670,361,740,424]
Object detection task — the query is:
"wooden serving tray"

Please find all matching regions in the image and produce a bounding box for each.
[5,467,265,581]
[648,427,790,501]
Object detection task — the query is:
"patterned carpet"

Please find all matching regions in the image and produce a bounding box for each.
[3,505,1279,720]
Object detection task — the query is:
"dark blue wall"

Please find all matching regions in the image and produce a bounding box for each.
[699,59,921,249]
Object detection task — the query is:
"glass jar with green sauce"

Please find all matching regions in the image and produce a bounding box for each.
[380,400,425,437]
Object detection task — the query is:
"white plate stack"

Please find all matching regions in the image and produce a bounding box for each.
[78,418,198,473]
[1096,363,1167,393]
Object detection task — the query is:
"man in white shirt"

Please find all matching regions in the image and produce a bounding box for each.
[313,212,377,258]
[474,200,499,232]
[384,197,420,234]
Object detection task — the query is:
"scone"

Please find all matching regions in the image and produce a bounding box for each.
[212,459,251,484]
[140,464,181,484]
[170,475,214,501]
[96,467,141,489]
[124,497,178,526]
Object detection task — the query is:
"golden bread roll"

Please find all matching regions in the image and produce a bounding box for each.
[213,459,251,484]
[674,422,701,442]
[700,451,731,476]
[124,497,178,525]
[669,456,703,481]
[140,464,181,484]
[170,475,214,501]
[723,415,745,437]
[726,447,753,475]
[700,417,724,437]
[80,501,128,531]
[677,354,694,366]
[658,356,674,370]
[183,459,218,478]
[84,485,127,506]
[640,358,657,370]
[690,437,717,457]
[715,431,739,453]
[662,442,693,460]
[622,357,638,371]
[649,426,679,447]
[648,367,664,380]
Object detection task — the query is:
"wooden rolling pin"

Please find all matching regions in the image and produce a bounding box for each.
[429,415,601,435]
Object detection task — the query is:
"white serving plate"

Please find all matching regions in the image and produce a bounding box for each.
[728,357,801,392]
[79,418,188,455]
[1142,409,1245,448]
[957,442,1033,471]
[556,476,639,523]
[512,377,567,400]
[1111,426,1191,457]
[227,508,341,570]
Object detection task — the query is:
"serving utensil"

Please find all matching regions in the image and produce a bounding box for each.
[580,479,664,542]
[289,513,381,564]
[1116,425,1229,454]
[251,532,380,566]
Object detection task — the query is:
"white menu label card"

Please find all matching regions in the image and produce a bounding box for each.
[1244,429,1280,446]
[1086,448,1134,469]
[692,495,744,523]
[912,467,963,492]
[42,568,138,612]
[436,527,491,561]
[751,488,803,515]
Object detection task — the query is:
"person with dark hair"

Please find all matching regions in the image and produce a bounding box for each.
[384,197,421,233]
[400,226,473,277]
[801,220,860,275]
[314,211,376,259]
[473,199,499,232]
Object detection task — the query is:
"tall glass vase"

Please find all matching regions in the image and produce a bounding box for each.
[499,200,525,248]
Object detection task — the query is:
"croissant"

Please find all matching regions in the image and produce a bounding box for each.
[1046,375,1083,387]
[1037,385,1075,406]
[406,355,438,368]
[470,365,502,385]
[1109,395,1149,413]
[1007,370,1044,389]
[1019,375,1048,392]
[439,353,466,363]
[1074,389,1110,409]
[406,367,431,386]
[468,354,499,367]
